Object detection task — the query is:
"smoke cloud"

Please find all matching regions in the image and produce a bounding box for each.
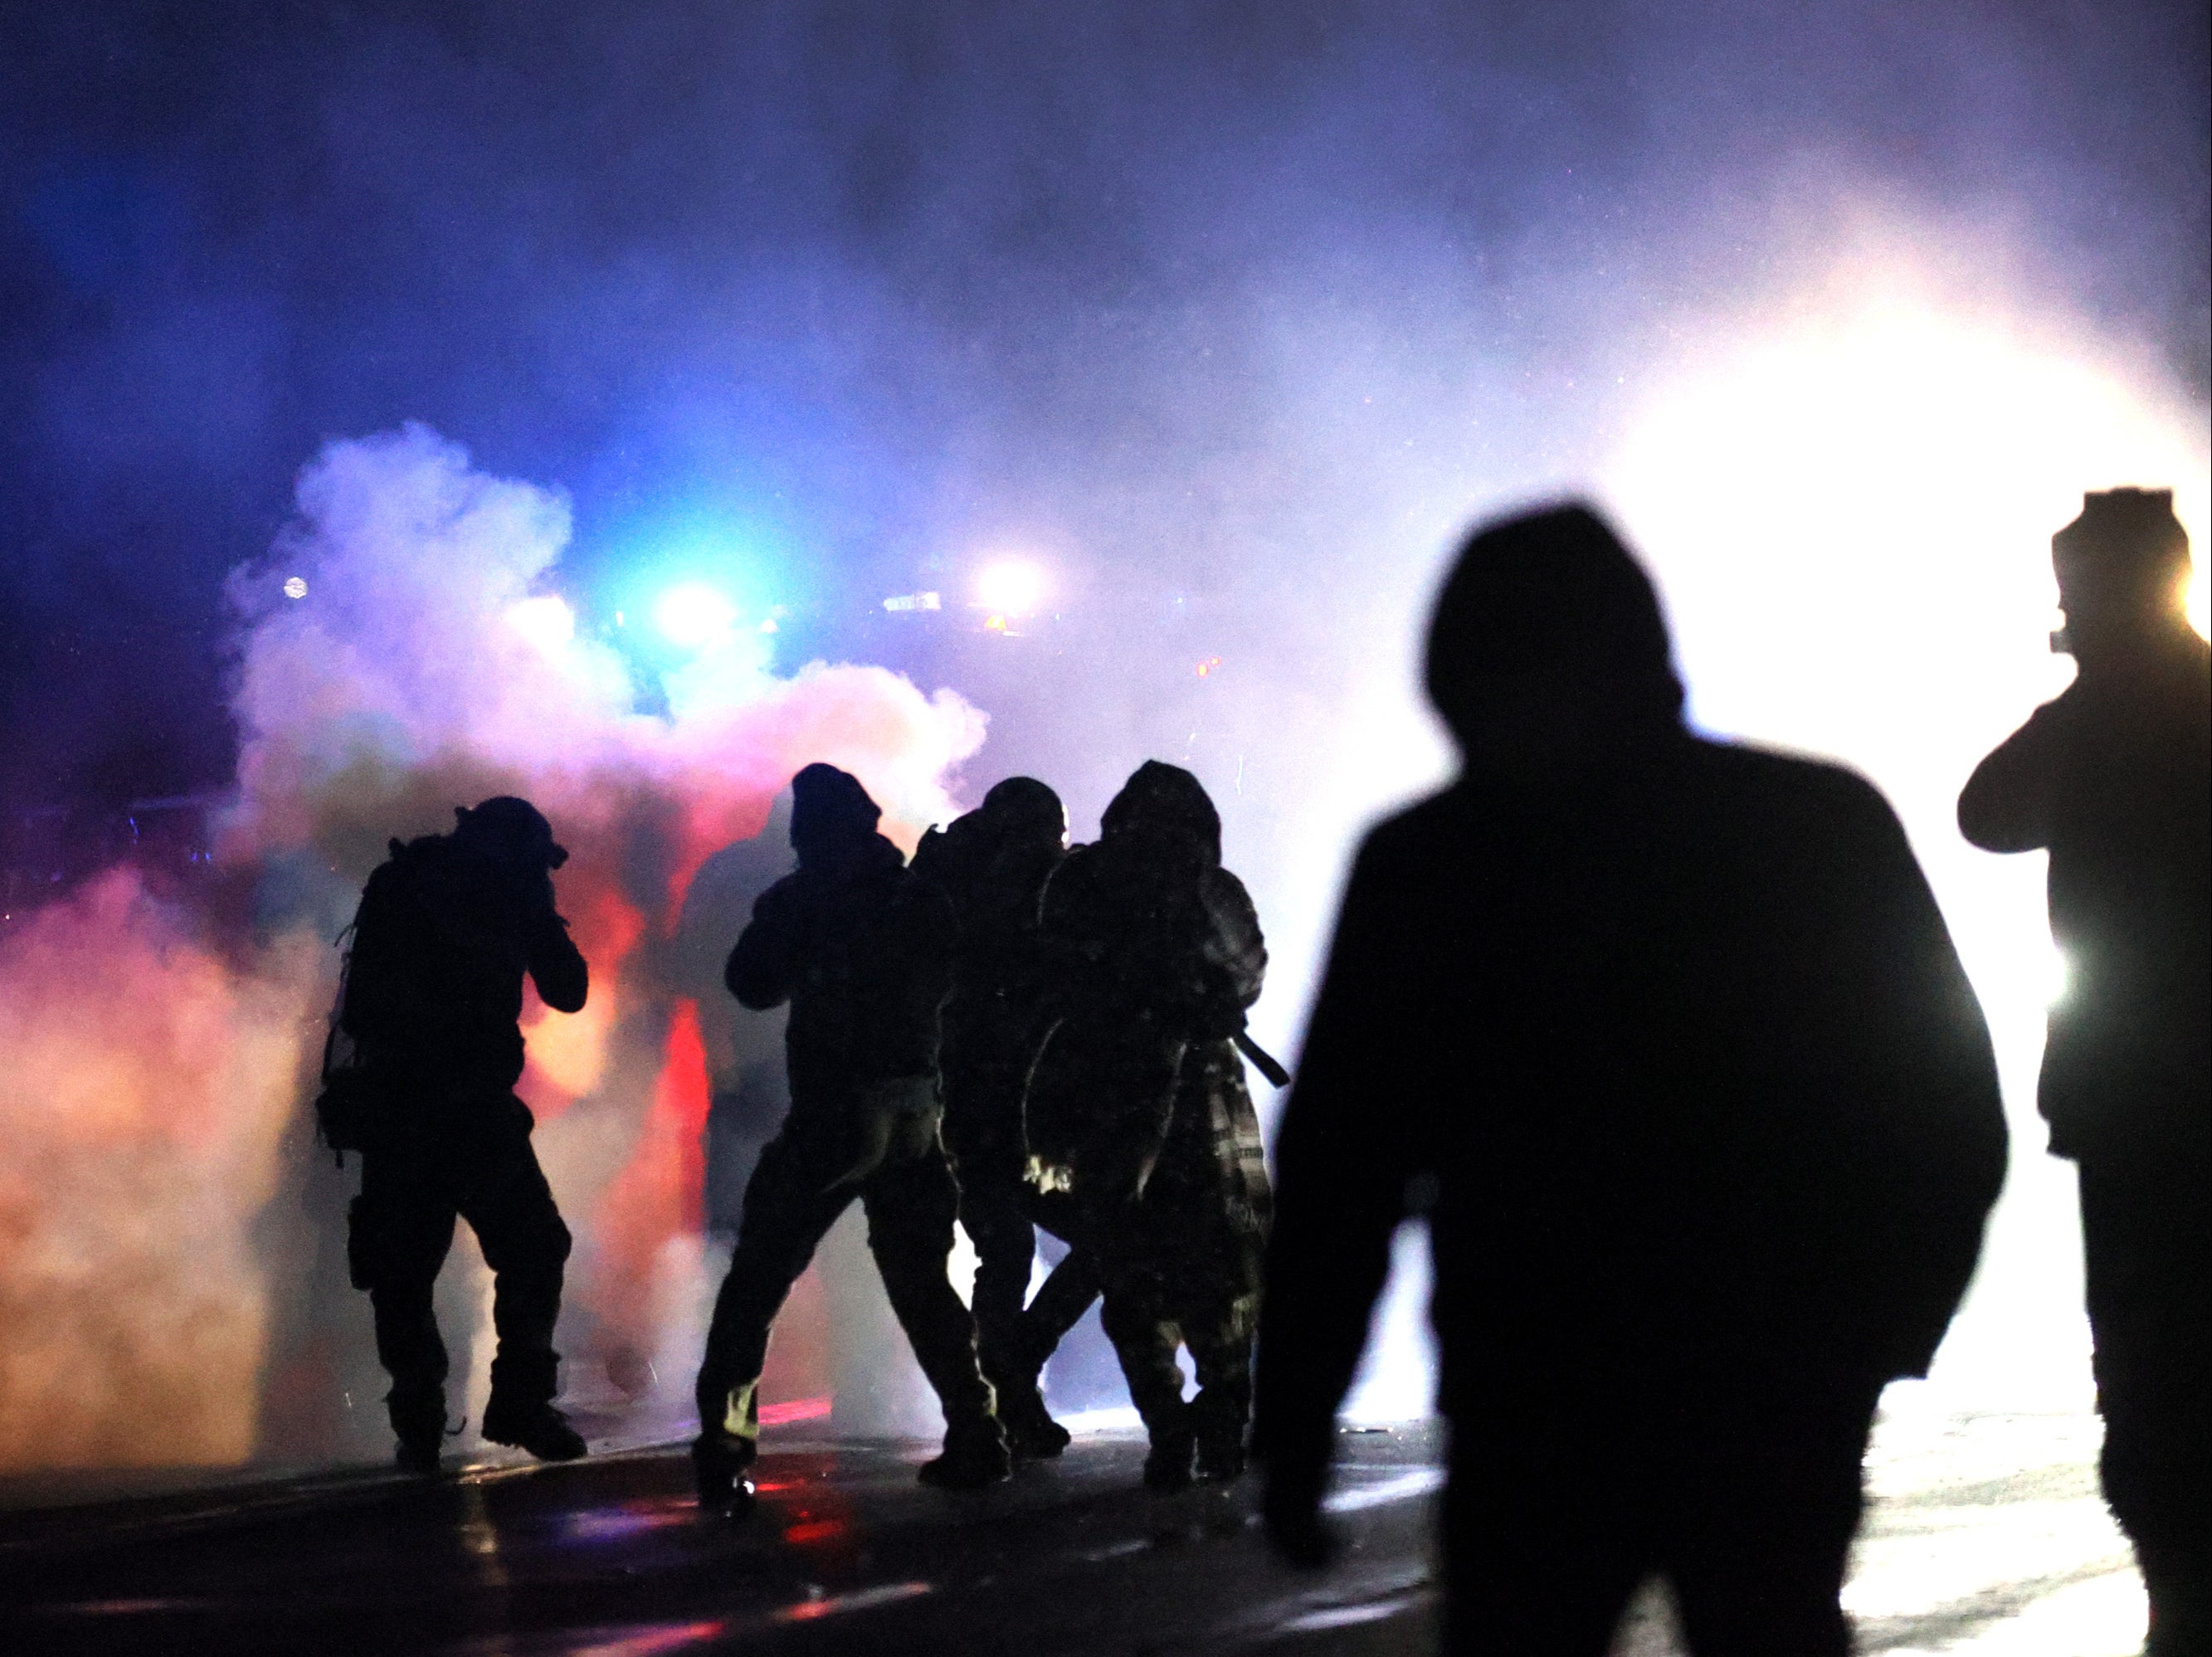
[0,3,2205,1452]
[0,425,986,1469]
[0,873,316,1466]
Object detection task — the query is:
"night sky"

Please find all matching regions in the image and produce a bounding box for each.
[2,0,2205,813]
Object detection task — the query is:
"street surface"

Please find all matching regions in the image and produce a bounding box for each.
[0,1406,2145,1655]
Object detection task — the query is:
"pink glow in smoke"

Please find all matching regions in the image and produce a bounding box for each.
[0,425,983,1467]
[0,873,319,1466]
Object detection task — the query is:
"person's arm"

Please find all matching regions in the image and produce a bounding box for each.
[726,876,806,1011]
[1081,1037,1186,1206]
[1254,836,1426,1565]
[524,899,589,1014]
[1957,701,2063,853]
[1828,773,2010,1377]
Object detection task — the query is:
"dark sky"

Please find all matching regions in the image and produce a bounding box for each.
[2,0,2206,811]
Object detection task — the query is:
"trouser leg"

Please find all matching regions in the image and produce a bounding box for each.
[1443,1437,1646,1657]
[1098,1273,1188,1440]
[943,1051,1040,1389]
[961,1177,1039,1387]
[1017,1245,1103,1371]
[2081,1153,2212,1655]
[349,1153,460,1438]
[457,1136,572,1410]
[1184,1279,1260,1474]
[1663,1393,1878,1657]
[865,1144,996,1429]
[695,1135,854,1450]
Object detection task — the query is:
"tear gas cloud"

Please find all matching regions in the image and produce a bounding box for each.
[0,2,2206,1460]
[0,426,985,1467]
[0,876,316,1466]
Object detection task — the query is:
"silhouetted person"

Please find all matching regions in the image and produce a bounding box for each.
[334,796,591,1471]
[911,776,1074,1458]
[1959,488,2209,1655]
[675,793,796,1239]
[1026,761,1273,1489]
[1255,505,2006,1654]
[691,763,1008,1513]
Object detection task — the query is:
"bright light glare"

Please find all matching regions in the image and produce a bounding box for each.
[505,594,575,654]
[1606,286,2209,777]
[2040,945,2070,1007]
[655,582,740,649]
[976,559,1047,617]
[1603,263,2207,1423]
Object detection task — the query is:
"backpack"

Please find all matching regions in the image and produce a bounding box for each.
[313,920,390,1162]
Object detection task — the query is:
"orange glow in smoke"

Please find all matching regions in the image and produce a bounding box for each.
[587,1000,714,1344]
[0,427,991,1471]
[0,871,318,1467]
[519,885,645,1120]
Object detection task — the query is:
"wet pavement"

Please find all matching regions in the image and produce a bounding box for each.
[0,1405,2147,1656]
[0,1422,1438,1657]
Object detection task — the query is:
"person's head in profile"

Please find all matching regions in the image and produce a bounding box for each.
[451,797,570,909]
[1425,503,1686,785]
[2049,487,2195,675]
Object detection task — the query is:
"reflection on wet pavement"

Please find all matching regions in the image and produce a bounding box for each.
[1610,1403,2144,1656]
[0,1406,2144,1655]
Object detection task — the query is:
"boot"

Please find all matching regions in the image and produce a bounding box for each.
[1195,1426,1247,1482]
[691,1434,758,1517]
[394,1434,444,1475]
[481,1396,587,1462]
[1191,1385,1250,1481]
[998,1382,1073,1460]
[1143,1422,1196,1493]
[918,1415,1011,1490]
[980,1318,1069,1460]
[388,1388,448,1477]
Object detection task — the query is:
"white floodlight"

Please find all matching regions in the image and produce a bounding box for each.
[976,560,1046,617]
[655,582,740,649]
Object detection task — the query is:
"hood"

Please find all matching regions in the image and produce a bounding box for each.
[1424,502,1683,750]
[979,775,1066,852]
[1100,760,1221,865]
[790,763,884,870]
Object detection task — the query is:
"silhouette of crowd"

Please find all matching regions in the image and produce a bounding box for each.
[320,489,2206,1655]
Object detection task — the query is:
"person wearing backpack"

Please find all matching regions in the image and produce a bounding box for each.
[329,795,590,1472]
[1022,761,1273,1490]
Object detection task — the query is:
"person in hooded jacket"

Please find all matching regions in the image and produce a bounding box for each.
[691,763,1009,1512]
[337,795,591,1471]
[1024,761,1273,1490]
[1959,489,2209,1655]
[1253,506,2007,1655]
[909,776,1075,1458]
